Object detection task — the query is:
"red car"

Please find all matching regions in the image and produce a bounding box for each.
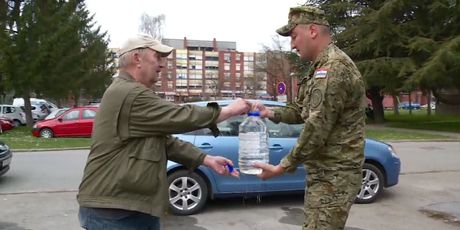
[0,117,14,133]
[32,107,98,138]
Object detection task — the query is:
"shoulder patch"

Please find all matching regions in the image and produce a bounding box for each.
[314,69,328,79]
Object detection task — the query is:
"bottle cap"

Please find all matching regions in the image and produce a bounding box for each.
[248,111,260,116]
[226,164,234,173]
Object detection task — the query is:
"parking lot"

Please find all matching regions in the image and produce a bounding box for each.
[0,142,459,230]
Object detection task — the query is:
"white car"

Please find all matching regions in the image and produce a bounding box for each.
[0,105,26,126]
[13,98,58,120]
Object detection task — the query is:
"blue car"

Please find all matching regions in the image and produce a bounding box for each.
[399,102,421,110]
[167,100,401,215]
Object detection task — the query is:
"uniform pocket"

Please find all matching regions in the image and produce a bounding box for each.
[117,140,164,196]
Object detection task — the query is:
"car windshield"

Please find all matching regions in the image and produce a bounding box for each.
[45,108,68,120]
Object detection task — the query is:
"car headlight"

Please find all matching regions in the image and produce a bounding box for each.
[388,145,399,159]
[33,124,37,129]
[0,144,9,151]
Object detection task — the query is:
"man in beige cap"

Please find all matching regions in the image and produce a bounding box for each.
[77,35,250,229]
[253,5,366,230]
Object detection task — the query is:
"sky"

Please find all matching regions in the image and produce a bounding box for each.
[85,0,305,52]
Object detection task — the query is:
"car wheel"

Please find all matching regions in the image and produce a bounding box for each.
[167,170,208,216]
[40,128,54,138]
[355,163,384,204]
[13,120,21,127]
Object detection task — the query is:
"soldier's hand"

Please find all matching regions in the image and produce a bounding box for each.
[253,162,284,180]
[252,101,274,119]
[203,155,239,178]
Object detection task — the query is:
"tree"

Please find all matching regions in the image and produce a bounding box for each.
[311,0,460,119]
[139,13,165,40]
[1,0,114,126]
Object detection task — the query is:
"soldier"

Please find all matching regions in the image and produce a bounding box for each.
[253,5,366,230]
[77,35,250,229]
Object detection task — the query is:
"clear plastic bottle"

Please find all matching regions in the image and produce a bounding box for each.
[238,111,269,175]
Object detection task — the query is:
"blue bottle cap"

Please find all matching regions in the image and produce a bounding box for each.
[226,164,234,173]
[248,111,260,116]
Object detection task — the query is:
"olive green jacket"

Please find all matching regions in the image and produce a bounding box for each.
[77,72,221,217]
[272,44,366,173]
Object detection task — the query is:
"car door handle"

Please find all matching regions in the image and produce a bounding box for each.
[269,144,283,150]
[198,143,213,149]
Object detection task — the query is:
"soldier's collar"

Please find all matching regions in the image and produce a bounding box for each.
[312,43,334,69]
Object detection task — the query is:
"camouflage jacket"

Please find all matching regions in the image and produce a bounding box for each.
[271,44,365,173]
[77,72,221,217]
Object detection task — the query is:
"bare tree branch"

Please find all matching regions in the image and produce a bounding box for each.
[139,13,165,40]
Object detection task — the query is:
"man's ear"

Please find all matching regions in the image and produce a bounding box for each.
[133,52,142,67]
[308,24,319,39]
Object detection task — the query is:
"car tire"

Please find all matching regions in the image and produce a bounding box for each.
[355,163,384,204]
[39,128,54,138]
[13,120,21,127]
[167,170,208,216]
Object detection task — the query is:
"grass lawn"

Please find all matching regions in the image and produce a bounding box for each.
[384,109,460,133]
[0,126,91,150]
[365,127,450,141]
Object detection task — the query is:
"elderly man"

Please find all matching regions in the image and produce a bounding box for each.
[77,35,250,229]
[253,6,366,230]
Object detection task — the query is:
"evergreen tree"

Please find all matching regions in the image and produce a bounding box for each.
[1,0,114,125]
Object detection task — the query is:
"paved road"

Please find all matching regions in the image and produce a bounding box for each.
[0,142,459,230]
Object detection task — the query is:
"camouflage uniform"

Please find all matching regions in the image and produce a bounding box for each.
[272,6,366,230]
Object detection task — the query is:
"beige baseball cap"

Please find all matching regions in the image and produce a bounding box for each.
[118,35,174,57]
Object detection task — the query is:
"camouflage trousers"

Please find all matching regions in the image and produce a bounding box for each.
[302,169,361,230]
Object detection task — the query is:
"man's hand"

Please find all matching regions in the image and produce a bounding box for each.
[216,98,251,123]
[252,101,274,119]
[203,155,239,177]
[253,162,284,180]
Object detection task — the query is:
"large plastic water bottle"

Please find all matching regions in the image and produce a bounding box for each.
[238,111,269,175]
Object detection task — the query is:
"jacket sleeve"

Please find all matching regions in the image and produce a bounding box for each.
[270,102,304,124]
[127,91,221,137]
[165,135,206,170]
[280,64,349,172]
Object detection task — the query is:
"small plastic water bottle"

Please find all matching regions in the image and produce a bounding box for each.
[238,111,269,175]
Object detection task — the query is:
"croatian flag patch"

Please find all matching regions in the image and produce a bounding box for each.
[314,69,328,79]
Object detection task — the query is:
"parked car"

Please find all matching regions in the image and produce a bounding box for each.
[421,103,436,110]
[399,102,421,110]
[0,140,12,176]
[32,107,98,138]
[13,98,58,120]
[167,100,401,215]
[0,104,26,126]
[0,117,14,133]
[44,108,69,120]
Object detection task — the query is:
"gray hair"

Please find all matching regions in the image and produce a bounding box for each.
[118,48,148,69]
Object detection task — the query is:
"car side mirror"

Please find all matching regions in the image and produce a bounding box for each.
[58,118,63,122]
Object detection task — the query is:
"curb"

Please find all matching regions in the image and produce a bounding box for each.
[12,147,90,152]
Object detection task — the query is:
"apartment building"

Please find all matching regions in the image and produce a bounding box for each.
[157,37,268,102]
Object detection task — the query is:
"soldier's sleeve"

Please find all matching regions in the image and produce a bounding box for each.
[280,64,349,173]
[165,135,206,170]
[270,102,304,124]
[128,91,221,137]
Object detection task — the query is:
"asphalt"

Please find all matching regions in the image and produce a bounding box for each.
[420,202,460,226]
[6,127,460,226]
